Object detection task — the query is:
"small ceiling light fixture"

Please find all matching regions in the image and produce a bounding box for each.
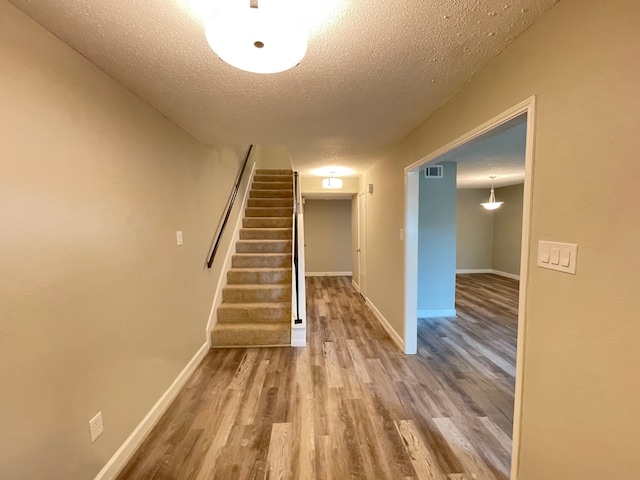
[205,0,307,74]
[481,176,504,210]
[322,173,343,189]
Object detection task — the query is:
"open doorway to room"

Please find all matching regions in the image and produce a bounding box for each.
[302,197,354,278]
[403,98,535,479]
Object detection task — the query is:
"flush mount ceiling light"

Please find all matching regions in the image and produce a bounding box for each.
[205,0,307,74]
[481,176,504,210]
[322,173,343,189]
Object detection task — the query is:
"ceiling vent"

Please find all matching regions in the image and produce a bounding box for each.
[424,165,443,178]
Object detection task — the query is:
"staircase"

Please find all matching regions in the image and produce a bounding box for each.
[211,169,294,347]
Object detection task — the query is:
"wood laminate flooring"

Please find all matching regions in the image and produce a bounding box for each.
[118,274,519,480]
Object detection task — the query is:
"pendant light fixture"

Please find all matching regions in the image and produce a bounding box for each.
[481,176,504,210]
[322,172,343,189]
[205,0,307,74]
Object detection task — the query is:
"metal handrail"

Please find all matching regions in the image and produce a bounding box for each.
[206,145,253,269]
[292,172,303,325]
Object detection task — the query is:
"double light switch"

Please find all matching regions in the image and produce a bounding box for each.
[537,241,578,274]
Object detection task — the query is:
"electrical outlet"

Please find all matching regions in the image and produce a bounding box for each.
[176,230,183,246]
[89,412,104,443]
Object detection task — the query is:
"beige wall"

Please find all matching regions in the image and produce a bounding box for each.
[361,0,640,478]
[0,2,246,478]
[303,200,353,274]
[492,184,524,275]
[253,145,293,170]
[457,189,494,270]
[457,184,524,275]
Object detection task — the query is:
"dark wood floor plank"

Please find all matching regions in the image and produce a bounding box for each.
[118,274,518,480]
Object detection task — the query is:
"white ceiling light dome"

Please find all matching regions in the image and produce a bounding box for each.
[205,1,307,74]
[322,173,343,189]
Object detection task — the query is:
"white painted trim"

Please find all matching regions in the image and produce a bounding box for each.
[455,268,520,280]
[403,170,419,355]
[403,95,536,480]
[94,343,209,480]
[511,96,537,480]
[291,328,307,347]
[351,279,360,292]
[365,297,405,351]
[416,309,457,318]
[404,97,536,172]
[305,271,353,277]
[205,162,257,347]
[491,270,520,281]
[456,268,493,274]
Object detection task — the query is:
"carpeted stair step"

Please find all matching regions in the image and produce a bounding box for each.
[250,189,293,199]
[240,228,292,240]
[256,169,292,175]
[243,217,292,228]
[254,174,292,183]
[210,323,291,347]
[247,198,293,208]
[227,267,292,284]
[232,253,291,268]
[245,207,292,218]
[222,284,291,303]
[252,182,292,190]
[236,239,292,254]
[217,302,291,323]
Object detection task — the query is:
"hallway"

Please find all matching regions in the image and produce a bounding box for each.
[118,275,518,479]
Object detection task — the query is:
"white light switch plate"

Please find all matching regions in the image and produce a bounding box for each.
[176,231,183,246]
[537,241,577,274]
[89,411,104,443]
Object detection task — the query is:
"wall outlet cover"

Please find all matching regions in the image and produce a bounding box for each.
[89,411,104,443]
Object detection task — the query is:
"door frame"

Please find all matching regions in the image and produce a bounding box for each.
[355,192,367,296]
[403,96,537,479]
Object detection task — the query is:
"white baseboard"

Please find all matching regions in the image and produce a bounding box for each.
[94,342,209,480]
[417,309,457,318]
[456,268,520,281]
[491,269,520,281]
[291,328,307,347]
[206,163,258,347]
[456,268,492,274]
[351,279,360,292]
[364,297,404,351]
[305,271,353,277]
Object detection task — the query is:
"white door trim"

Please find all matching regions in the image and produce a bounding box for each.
[357,192,368,297]
[403,95,537,480]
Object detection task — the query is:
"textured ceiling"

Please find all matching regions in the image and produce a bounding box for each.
[436,116,527,188]
[9,0,558,175]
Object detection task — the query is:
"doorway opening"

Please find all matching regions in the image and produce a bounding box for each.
[403,97,536,479]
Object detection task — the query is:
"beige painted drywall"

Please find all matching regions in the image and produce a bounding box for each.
[0,2,248,478]
[360,0,640,478]
[253,145,293,170]
[457,185,524,274]
[303,200,353,274]
[492,184,524,275]
[457,189,494,270]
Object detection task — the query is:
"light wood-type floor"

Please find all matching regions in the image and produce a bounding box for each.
[118,274,519,480]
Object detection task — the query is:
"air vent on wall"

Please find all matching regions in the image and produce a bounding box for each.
[424,165,443,178]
